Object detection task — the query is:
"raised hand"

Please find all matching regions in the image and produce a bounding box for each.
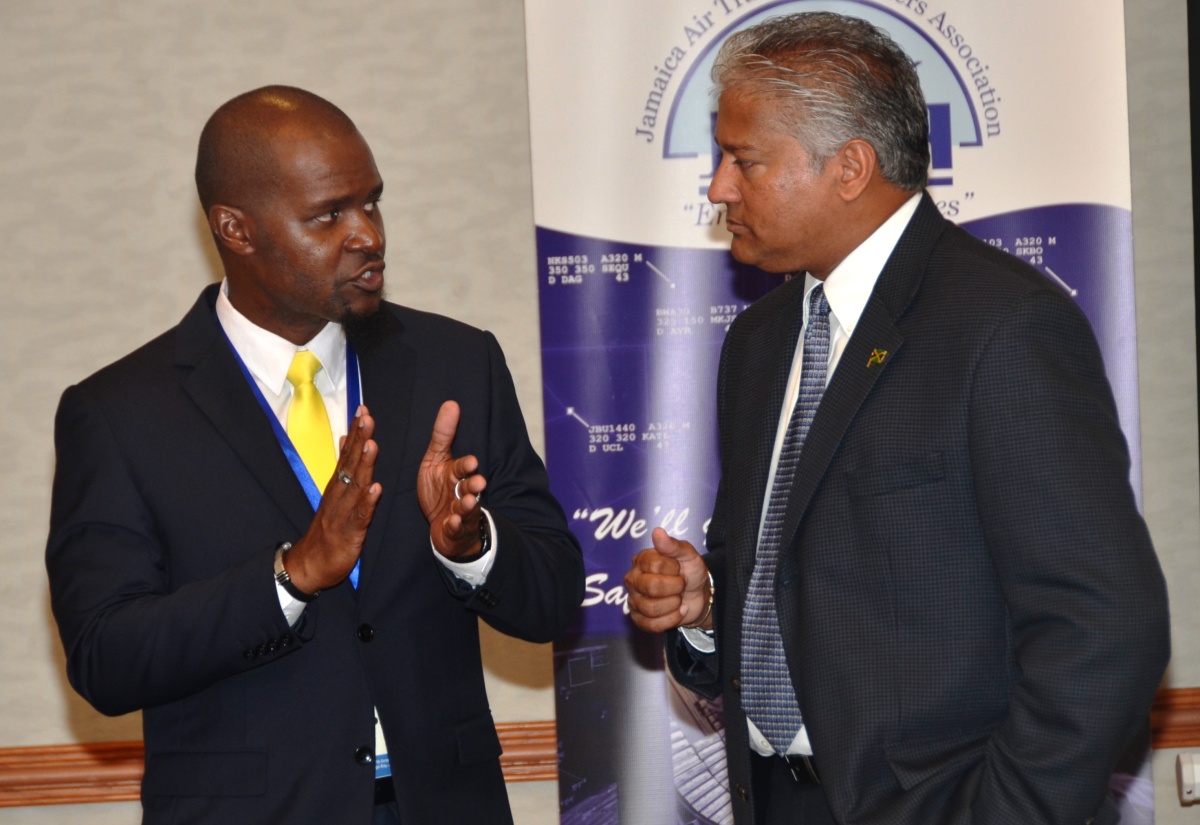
[418,400,488,559]
[283,405,382,594]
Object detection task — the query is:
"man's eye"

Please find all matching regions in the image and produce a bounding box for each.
[316,209,340,223]
[365,199,381,213]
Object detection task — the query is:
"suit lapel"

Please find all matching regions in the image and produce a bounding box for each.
[176,286,316,535]
[350,311,418,594]
[776,194,948,556]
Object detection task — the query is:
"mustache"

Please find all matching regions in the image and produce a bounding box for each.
[354,252,385,267]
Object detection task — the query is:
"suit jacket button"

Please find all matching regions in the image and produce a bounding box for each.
[358,624,376,642]
[736,783,748,801]
[354,746,374,765]
[730,677,740,692]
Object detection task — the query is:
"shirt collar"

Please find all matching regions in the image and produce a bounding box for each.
[813,192,922,336]
[214,279,347,397]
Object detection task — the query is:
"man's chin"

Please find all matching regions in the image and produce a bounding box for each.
[341,297,386,351]
[731,244,793,275]
[728,238,763,269]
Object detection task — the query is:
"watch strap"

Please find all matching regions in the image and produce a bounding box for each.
[274,542,318,602]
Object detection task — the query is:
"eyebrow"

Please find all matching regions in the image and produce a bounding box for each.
[309,182,384,212]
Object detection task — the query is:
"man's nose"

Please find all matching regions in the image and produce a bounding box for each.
[347,210,384,253]
[708,159,738,205]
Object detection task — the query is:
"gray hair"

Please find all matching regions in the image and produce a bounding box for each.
[712,12,929,191]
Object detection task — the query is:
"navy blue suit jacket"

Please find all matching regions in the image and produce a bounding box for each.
[671,194,1169,825]
[47,285,583,824]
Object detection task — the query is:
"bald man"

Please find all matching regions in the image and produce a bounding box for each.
[47,86,583,825]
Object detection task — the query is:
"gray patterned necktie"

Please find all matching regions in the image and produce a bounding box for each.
[741,284,830,753]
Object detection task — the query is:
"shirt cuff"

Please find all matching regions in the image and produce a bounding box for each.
[747,717,813,757]
[276,581,307,627]
[430,508,498,587]
[679,625,716,654]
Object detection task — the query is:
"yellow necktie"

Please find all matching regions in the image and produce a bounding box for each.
[286,351,336,490]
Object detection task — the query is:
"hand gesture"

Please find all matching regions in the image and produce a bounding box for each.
[625,528,713,632]
[285,405,382,594]
[418,400,487,559]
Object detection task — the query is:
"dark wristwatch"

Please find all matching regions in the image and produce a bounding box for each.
[273,542,319,602]
[478,512,492,556]
[455,513,492,564]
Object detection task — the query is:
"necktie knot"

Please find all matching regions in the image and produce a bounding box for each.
[287,350,323,388]
[808,285,829,326]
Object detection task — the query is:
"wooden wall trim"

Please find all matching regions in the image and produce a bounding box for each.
[3,691,1197,810]
[0,742,143,808]
[0,721,557,809]
[1152,686,1200,750]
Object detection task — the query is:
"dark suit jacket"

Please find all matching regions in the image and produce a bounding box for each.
[670,195,1169,825]
[47,284,583,824]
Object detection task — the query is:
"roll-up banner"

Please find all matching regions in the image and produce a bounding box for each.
[524,2,1150,822]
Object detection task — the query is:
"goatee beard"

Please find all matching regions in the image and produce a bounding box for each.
[342,300,387,355]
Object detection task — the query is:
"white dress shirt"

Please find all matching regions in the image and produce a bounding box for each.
[684,194,922,757]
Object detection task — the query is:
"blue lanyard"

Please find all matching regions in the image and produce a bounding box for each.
[222,329,365,588]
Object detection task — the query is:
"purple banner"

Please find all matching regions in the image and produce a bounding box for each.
[541,203,1144,823]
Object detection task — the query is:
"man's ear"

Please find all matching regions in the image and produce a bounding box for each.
[834,139,877,203]
[208,205,255,256]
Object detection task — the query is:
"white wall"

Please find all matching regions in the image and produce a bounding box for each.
[0,0,1193,823]
[1126,0,1200,821]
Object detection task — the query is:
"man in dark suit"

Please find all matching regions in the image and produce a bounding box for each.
[46,85,583,824]
[625,13,1168,825]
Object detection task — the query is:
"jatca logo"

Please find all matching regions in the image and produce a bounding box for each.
[636,0,1000,220]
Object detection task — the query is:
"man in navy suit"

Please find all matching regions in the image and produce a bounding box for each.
[625,13,1168,825]
[47,86,582,824]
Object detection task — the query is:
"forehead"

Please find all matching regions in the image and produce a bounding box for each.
[269,123,382,202]
[715,90,794,143]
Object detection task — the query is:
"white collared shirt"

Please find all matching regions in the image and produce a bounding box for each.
[216,288,349,455]
[685,193,922,757]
